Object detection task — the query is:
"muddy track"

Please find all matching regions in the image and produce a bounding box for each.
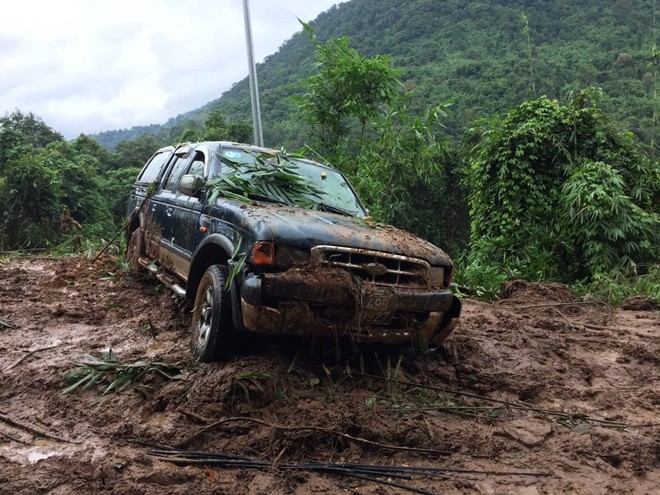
[0,255,658,494]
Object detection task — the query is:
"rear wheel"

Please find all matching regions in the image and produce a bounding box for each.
[126,228,144,272]
[190,264,241,362]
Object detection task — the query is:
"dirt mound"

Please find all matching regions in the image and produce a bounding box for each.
[499,279,575,303]
[0,255,658,495]
[622,295,659,311]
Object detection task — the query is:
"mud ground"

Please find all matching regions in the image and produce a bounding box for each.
[0,254,658,495]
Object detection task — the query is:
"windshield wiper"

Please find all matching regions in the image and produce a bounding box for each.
[314,203,354,217]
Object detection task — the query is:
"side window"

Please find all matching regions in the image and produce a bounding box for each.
[188,156,205,177]
[138,151,171,184]
[163,156,192,192]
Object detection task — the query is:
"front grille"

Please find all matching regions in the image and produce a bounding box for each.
[311,245,429,287]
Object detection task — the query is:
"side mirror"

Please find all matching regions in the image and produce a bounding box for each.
[178,174,205,196]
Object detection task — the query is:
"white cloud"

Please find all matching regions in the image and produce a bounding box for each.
[0,0,339,138]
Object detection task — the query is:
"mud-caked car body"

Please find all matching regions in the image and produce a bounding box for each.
[126,141,461,361]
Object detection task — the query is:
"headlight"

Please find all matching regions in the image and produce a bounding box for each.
[250,242,309,269]
[251,241,276,266]
[275,245,309,268]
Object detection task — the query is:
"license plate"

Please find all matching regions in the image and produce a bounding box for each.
[360,294,397,324]
[362,294,397,312]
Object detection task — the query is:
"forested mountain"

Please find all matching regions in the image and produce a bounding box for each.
[93,0,658,149]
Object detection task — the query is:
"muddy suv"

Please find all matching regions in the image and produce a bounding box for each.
[126,141,461,361]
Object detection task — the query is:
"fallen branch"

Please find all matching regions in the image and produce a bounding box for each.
[0,413,80,444]
[0,428,30,444]
[0,318,15,329]
[582,323,616,331]
[342,472,437,495]
[552,307,575,329]
[502,301,604,310]
[3,344,63,372]
[153,452,438,495]
[500,299,615,320]
[149,448,554,479]
[175,416,451,455]
[350,371,659,428]
[179,409,212,424]
[271,446,287,469]
[91,225,127,263]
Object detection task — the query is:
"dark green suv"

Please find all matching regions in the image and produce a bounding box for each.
[126,141,461,361]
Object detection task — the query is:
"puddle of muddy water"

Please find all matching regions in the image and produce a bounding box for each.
[0,443,65,465]
[0,436,129,467]
[583,350,620,363]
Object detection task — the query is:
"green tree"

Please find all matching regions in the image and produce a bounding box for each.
[560,160,658,275]
[227,121,253,143]
[42,142,112,229]
[520,13,537,97]
[0,110,63,172]
[0,115,117,249]
[296,29,468,251]
[297,23,400,159]
[0,152,61,249]
[353,103,465,251]
[0,110,62,148]
[110,134,159,170]
[101,167,143,226]
[74,134,113,170]
[465,90,660,281]
[205,107,228,131]
[180,128,202,142]
[202,107,228,141]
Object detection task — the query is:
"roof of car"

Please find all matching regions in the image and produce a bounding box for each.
[154,142,337,172]
[192,141,275,153]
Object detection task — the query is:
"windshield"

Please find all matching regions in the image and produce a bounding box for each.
[211,148,366,217]
[289,158,366,216]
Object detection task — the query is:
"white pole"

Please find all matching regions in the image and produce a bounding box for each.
[243,0,264,146]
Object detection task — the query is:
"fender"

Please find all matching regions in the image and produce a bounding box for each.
[186,233,235,301]
[193,233,235,256]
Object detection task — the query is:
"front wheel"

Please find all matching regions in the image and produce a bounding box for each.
[190,265,241,362]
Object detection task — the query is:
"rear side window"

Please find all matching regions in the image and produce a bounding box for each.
[138,151,172,185]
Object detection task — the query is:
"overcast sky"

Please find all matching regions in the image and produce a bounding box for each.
[0,0,340,138]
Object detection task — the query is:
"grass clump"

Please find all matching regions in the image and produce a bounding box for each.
[572,265,660,306]
[62,348,183,395]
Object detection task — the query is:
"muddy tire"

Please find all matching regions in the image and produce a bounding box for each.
[126,228,144,272]
[190,265,241,362]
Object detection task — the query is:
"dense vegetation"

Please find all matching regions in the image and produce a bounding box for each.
[292,28,658,297]
[0,111,137,250]
[465,90,659,284]
[1,0,658,301]
[0,108,253,252]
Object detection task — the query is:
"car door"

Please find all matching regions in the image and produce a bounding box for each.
[147,147,193,275]
[165,149,207,280]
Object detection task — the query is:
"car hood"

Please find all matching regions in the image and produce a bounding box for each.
[213,201,452,267]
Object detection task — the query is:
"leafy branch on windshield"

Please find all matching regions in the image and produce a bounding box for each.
[208,156,323,207]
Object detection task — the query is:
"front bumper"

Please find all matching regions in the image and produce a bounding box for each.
[239,270,461,344]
